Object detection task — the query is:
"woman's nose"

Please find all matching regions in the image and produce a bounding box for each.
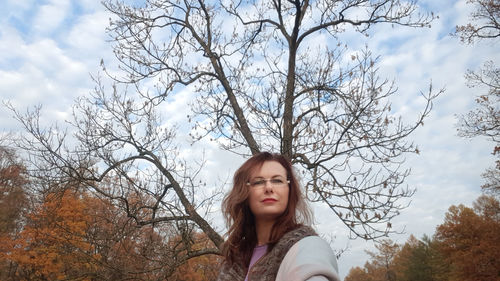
[264,180,273,192]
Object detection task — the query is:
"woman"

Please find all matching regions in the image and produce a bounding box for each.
[217,152,340,281]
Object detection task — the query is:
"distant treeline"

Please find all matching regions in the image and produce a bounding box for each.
[344,195,500,281]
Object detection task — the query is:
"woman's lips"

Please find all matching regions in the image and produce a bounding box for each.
[262,198,277,203]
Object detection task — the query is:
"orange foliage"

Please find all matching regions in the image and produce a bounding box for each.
[2,188,182,280]
[365,239,400,281]
[0,147,29,280]
[83,191,189,280]
[173,253,221,281]
[0,160,222,280]
[3,190,100,280]
[0,147,28,238]
[435,195,500,281]
[344,266,373,281]
[346,195,500,281]
[170,232,222,281]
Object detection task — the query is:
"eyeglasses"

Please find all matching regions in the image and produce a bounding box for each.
[246,177,290,188]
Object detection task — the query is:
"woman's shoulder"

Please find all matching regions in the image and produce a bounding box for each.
[285,236,337,267]
[276,235,340,281]
[293,235,331,248]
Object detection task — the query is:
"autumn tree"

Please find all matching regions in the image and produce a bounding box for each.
[84,192,180,280]
[170,232,222,281]
[346,196,500,281]
[365,239,400,281]
[3,190,101,280]
[0,146,30,280]
[10,0,442,272]
[73,182,219,280]
[391,235,423,281]
[455,0,500,196]
[435,195,500,281]
[392,235,448,281]
[2,184,214,280]
[345,235,450,281]
[344,266,373,281]
[345,239,401,281]
[0,146,28,237]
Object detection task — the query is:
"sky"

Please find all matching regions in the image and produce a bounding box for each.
[0,0,498,280]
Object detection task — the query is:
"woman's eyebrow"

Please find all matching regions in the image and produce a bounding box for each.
[251,175,285,179]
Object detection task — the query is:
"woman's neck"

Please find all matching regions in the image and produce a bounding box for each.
[255,219,274,246]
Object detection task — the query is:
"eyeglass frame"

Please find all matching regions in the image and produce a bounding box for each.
[246,177,290,188]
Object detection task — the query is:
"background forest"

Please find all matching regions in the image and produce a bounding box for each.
[0,147,221,280]
[0,0,499,280]
[344,194,500,281]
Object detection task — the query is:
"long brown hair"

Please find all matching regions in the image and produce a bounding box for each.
[221,152,312,265]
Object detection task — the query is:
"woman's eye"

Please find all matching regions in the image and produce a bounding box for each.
[271,179,283,184]
[253,180,265,186]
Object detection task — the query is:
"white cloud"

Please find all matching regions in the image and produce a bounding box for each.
[6,0,34,9]
[65,10,112,60]
[0,11,100,132]
[32,0,71,36]
[0,26,26,66]
[75,0,105,12]
[1,0,35,21]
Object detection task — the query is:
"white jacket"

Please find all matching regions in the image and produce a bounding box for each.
[276,236,340,281]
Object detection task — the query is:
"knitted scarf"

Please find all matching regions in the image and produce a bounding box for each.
[216,225,317,281]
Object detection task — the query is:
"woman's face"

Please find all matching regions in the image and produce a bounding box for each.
[248,161,289,222]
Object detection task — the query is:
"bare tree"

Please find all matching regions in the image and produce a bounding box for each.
[455,0,500,196]
[454,0,500,44]
[10,0,441,268]
[8,96,223,258]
